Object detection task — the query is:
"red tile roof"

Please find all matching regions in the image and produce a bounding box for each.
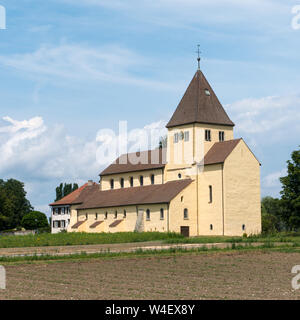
[49,183,98,206]
[77,179,193,210]
[204,139,242,165]
[166,70,234,128]
[100,148,166,176]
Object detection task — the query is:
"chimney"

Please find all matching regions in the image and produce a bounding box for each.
[88,180,93,186]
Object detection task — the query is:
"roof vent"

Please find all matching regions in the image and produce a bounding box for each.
[205,89,211,96]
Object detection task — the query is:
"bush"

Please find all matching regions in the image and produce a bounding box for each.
[21,211,49,230]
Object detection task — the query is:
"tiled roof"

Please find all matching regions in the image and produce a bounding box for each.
[204,139,242,165]
[166,70,235,128]
[89,221,104,228]
[109,220,123,228]
[100,148,166,176]
[71,221,86,229]
[49,183,98,206]
[77,179,193,210]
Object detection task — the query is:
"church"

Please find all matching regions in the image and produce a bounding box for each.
[50,66,261,237]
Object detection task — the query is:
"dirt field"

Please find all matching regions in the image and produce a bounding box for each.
[0,250,300,300]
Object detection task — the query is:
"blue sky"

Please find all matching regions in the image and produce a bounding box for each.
[0,0,299,215]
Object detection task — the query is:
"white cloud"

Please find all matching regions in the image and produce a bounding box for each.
[0,44,176,91]
[227,95,300,135]
[262,169,286,188]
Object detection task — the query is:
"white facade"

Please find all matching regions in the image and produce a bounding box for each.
[51,206,71,233]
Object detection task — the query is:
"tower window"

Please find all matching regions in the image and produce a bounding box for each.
[140,175,144,186]
[105,212,108,219]
[95,213,98,220]
[110,179,114,189]
[151,174,155,185]
[205,89,211,96]
[114,211,117,219]
[210,224,213,230]
[174,133,179,143]
[209,185,213,203]
[130,176,134,187]
[184,208,188,220]
[178,173,182,179]
[146,209,150,221]
[242,224,246,231]
[184,131,189,142]
[160,208,164,220]
[219,131,225,142]
[205,130,211,141]
[120,178,124,188]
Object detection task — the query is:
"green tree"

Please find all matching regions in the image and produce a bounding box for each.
[21,211,49,230]
[280,146,300,230]
[55,182,79,201]
[261,196,285,232]
[0,179,32,231]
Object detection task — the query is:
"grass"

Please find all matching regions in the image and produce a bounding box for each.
[0,231,184,248]
[1,242,299,265]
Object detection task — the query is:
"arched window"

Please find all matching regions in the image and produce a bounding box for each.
[151,174,155,185]
[146,209,150,220]
[110,179,114,189]
[140,175,144,186]
[178,173,182,179]
[209,185,213,203]
[120,178,124,188]
[184,208,188,219]
[130,177,134,187]
[160,208,164,220]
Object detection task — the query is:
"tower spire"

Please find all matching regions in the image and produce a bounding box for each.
[196,44,201,70]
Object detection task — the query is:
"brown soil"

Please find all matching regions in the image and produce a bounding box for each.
[0,250,300,300]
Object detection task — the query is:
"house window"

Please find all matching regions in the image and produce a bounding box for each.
[209,185,213,203]
[146,209,150,221]
[184,208,188,220]
[61,220,65,228]
[205,129,211,141]
[68,219,70,225]
[67,207,70,214]
[114,211,117,219]
[160,208,164,220]
[140,176,144,186]
[120,178,124,188]
[130,177,134,187]
[110,179,114,189]
[55,208,58,215]
[57,221,61,228]
[184,131,189,142]
[179,131,184,141]
[219,131,225,142]
[174,133,179,143]
[123,210,127,218]
[61,207,65,214]
[151,174,155,185]
[210,224,213,230]
[105,212,108,219]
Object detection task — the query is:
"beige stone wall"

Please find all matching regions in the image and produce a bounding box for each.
[168,181,198,236]
[100,169,164,191]
[69,204,169,233]
[197,164,224,235]
[223,140,261,236]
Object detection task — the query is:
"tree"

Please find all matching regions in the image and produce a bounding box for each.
[261,196,284,233]
[0,179,33,231]
[21,211,49,230]
[55,182,79,201]
[279,146,300,230]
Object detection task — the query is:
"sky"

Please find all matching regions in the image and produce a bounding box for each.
[0,0,299,216]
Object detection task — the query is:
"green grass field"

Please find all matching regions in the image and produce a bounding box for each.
[0,231,184,248]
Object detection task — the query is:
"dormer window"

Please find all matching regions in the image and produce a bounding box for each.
[205,130,211,141]
[219,131,225,142]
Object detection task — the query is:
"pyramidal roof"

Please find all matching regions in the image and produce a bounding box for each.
[166,70,234,128]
